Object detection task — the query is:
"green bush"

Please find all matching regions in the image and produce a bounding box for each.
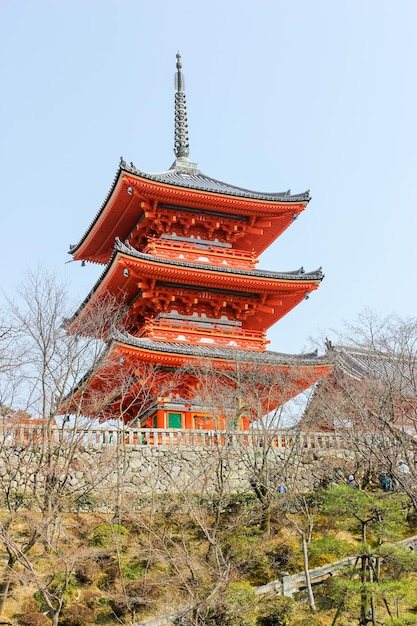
[204,582,258,626]
[120,556,146,579]
[256,594,295,626]
[266,543,301,575]
[313,575,353,612]
[378,544,417,578]
[308,536,353,566]
[224,582,258,626]
[88,522,129,547]
[34,573,78,611]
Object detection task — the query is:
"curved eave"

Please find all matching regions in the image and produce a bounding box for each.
[111,331,335,370]
[117,240,323,283]
[65,336,334,417]
[67,243,323,331]
[121,160,311,203]
[69,162,311,263]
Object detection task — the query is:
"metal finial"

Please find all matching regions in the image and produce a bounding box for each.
[175,52,184,92]
[174,52,190,159]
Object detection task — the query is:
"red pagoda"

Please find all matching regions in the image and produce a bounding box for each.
[67,54,332,429]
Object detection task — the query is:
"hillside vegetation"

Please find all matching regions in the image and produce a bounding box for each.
[0,486,417,626]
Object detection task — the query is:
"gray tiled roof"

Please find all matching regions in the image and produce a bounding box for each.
[69,160,310,256]
[115,239,323,280]
[112,329,332,366]
[68,239,323,322]
[328,343,417,396]
[121,159,311,203]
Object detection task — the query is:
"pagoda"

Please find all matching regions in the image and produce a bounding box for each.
[67,54,332,429]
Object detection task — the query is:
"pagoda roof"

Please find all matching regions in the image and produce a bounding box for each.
[114,239,322,282]
[112,329,333,367]
[68,238,323,330]
[119,159,310,203]
[69,161,311,263]
[65,331,333,420]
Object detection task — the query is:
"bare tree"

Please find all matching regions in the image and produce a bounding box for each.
[193,360,319,534]
[309,311,417,507]
[0,269,130,616]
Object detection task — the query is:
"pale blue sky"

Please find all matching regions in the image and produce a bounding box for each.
[1,0,416,354]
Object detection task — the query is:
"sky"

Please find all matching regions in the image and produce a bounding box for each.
[0,0,416,356]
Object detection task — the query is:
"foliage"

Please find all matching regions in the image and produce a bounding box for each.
[314,574,357,612]
[222,531,275,585]
[88,523,129,547]
[16,600,49,626]
[74,558,101,585]
[201,582,259,626]
[266,542,301,575]
[223,582,258,626]
[16,613,49,626]
[47,573,78,598]
[323,485,407,543]
[256,594,295,625]
[58,603,95,626]
[308,535,353,566]
[378,544,417,578]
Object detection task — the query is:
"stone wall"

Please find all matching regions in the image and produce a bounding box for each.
[0,436,358,506]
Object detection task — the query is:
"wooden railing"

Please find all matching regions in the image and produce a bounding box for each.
[0,425,343,450]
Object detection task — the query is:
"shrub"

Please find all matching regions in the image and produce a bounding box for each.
[17,609,49,626]
[109,595,128,619]
[224,582,258,626]
[314,575,355,612]
[256,594,295,626]
[33,573,79,613]
[19,599,40,613]
[200,582,258,626]
[308,536,353,566]
[75,558,101,584]
[266,543,300,575]
[109,581,154,619]
[59,603,95,626]
[120,556,146,579]
[378,544,417,578]
[96,563,120,591]
[88,523,129,547]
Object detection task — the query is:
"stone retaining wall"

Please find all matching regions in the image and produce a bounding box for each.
[0,437,357,503]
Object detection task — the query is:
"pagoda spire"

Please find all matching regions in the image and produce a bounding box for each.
[172,53,197,170]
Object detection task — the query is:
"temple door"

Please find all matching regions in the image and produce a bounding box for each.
[168,412,182,428]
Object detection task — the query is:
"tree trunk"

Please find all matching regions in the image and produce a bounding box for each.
[301,532,316,613]
[359,554,368,626]
[0,553,16,614]
[260,502,271,534]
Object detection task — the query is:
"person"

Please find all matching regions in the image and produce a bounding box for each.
[277,484,287,494]
[347,474,359,488]
[380,472,393,492]
[398,460,410,474]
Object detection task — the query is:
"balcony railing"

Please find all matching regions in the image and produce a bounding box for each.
[0,426,342,450]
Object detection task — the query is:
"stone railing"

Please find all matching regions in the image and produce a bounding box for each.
[0,425,342,450]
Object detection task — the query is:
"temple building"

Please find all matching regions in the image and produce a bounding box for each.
[66,54,332,429]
